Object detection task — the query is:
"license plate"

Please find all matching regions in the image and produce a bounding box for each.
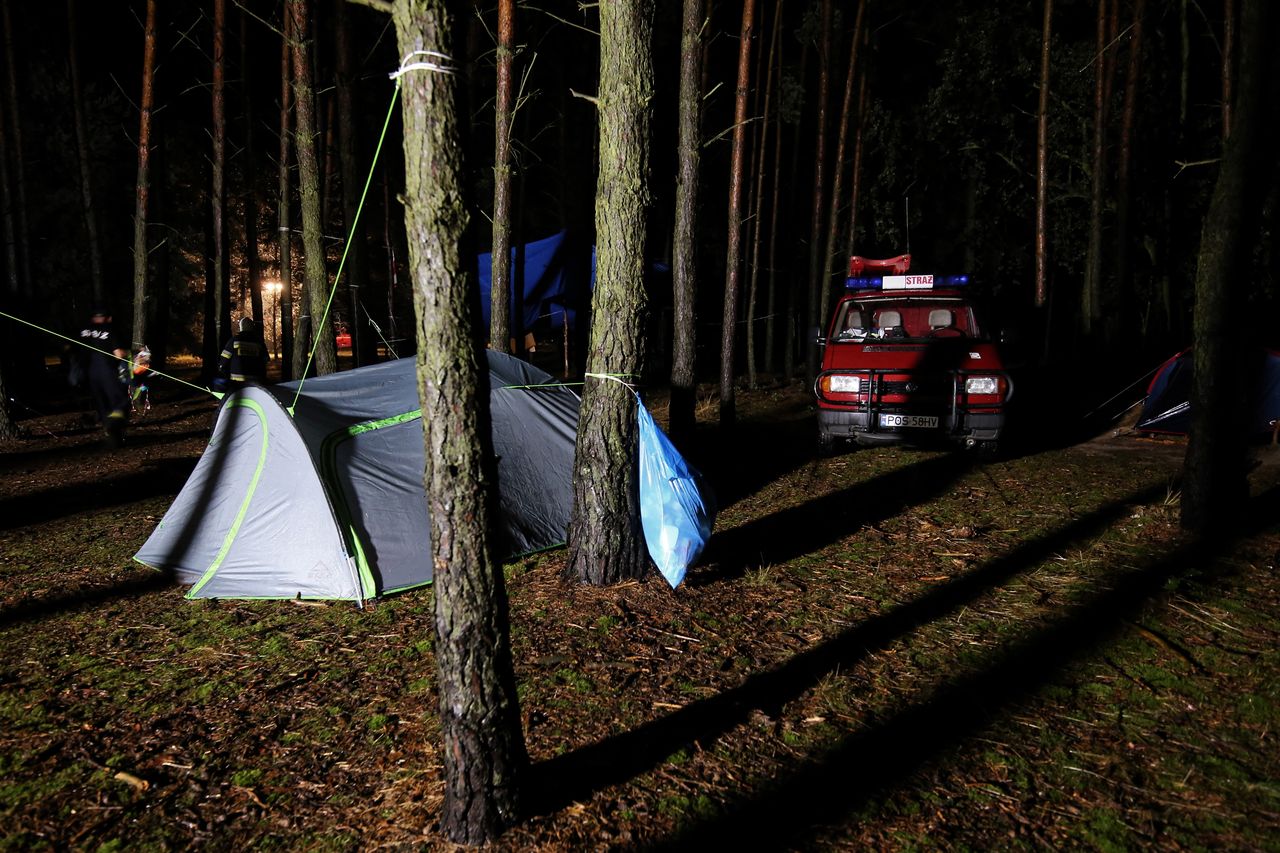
[880,414,939,429]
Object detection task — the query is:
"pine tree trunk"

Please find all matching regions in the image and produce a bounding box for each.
[1181,0,1274,533]
[490,0,516,353]
[566,0,654,585]
[335,0,372,366]
[1,0,30,301]
[763,18,786,375]
[781,37,808,381]
[820,1,866,344]
[132,0,157,351]
[0,361,16,440]
[392,1,527,842]
[1222,0,1235,139]
[745,0,780,389]
[1035,0,1053,309]
[0,71,16,299]
[212,0,229,351]
[242,8,264,332]
[718,0,755,429]
[150,131,170,369]
[668,0,705,449]
[291,0,336,376]
[279,11,294,380]
[803,0,832,381]
[844,68,868,266]
[67,0,105,307]
[1114,0,1145,349]
[1083,0,1108,338]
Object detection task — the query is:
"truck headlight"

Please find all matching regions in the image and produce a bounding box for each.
[965,376,999,395]
[828,374,860,393]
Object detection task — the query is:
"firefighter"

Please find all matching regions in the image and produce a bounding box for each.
[215,318,267,391]
[78,308,131,448]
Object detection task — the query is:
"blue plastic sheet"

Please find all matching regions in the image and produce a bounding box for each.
[636,399,715,588]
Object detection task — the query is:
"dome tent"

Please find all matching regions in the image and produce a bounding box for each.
[134,351,580,601]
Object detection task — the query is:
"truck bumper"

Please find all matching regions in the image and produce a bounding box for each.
[818,409,1004,445]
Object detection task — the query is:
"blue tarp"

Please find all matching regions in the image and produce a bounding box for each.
[477,230,589,332]
[636,397,715,588]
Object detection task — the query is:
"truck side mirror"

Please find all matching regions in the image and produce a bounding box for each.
[811,325,825,346]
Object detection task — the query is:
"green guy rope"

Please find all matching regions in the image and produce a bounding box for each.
[291,75,404,411]
[0,309,223,399]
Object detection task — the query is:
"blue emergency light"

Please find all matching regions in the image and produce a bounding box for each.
[844,274,970,290]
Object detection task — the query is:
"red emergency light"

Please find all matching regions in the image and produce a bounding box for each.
[848,254,911,276]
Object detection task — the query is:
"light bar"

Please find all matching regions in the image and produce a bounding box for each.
[845,273,970,290]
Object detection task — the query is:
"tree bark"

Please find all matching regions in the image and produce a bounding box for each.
[242,8,264,333]
[819,1,866,347]
[291,0,336,376]
[279,9,295,380]
[745,0,780,389]
[803,0,832,380]
[782,36,809,381]
[1035,0,1053,309]
[763,18,787,375]
[1,0,30,301]
[844,63,868,269]
[1083,0,1108,338]
[1222,0,1234,139]
[0,361,15,439]
[1181,0,1275,532]
[392,0,527,842]
[566,0,653,585]
[212,0,229,352]
[718,0,755,429]
[490,0,516,354]
[335,0,373,366]
[668,0,705,449]
[66,0,105,308]
[0,61,15,300]
[132,0,157,351]
[1114,0,1146,346]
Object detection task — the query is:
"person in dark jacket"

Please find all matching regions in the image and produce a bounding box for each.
[215,318,267,390]
[79,308,130,448]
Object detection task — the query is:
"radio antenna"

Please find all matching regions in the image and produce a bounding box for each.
[904,196,911,255]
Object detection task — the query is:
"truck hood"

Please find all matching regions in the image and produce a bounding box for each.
[822,339,1005,372]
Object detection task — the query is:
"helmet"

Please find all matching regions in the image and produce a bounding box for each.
[239,317,255,333]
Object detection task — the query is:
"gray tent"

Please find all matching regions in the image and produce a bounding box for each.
[135,351,579,601]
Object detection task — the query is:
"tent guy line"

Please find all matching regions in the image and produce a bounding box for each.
[0,308,220,399]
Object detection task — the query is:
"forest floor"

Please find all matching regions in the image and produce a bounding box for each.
[1,366,1278,850]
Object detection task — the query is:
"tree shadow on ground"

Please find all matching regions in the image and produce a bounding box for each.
[0,568,177,629]
[696,450,976,583]
[689,403,821,511]
[652,487,1280,850]
[0,456,198,530]
[525,480,1174,819]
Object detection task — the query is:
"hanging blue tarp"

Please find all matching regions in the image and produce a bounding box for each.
[636,397,715,588]
[477,230,592,332]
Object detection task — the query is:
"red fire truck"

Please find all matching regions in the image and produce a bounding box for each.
[814,254,1013,454]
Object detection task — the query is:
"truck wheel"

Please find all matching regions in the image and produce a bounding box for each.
[817,429,836,456]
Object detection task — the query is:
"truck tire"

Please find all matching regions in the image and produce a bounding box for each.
[817,428,835,456]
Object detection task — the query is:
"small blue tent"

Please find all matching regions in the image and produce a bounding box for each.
[1138,348,1280,435]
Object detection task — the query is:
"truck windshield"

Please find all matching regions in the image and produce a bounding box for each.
[832,299,981,342]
